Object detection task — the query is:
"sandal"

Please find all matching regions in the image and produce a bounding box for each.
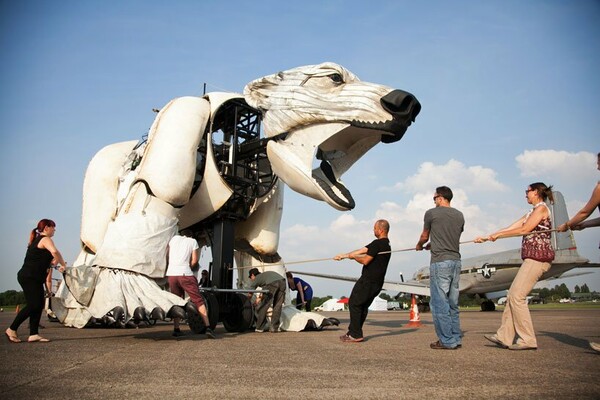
[5,329,21,343]
[28,335,50,343]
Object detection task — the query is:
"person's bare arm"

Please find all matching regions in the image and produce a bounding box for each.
[295,281,306,303]
[46,269,53,295]
[558,183,600,231]
[574,217,600,230]
[416,229,429,250]
[334,247,371,265]
[39,237,66,273]
[491,210,545,240]
[190,248,199,267]
[475,213,528,242]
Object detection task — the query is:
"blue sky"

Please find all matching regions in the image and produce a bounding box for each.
[1,1,598,297]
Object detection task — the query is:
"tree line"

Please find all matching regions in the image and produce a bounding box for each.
[0,290,26,307]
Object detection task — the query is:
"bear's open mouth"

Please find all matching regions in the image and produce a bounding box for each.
[312,158,355,210]
[267,122,395,211]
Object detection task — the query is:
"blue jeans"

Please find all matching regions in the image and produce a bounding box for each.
[429,260,462,348]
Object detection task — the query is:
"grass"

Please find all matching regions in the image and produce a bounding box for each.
[460,302,600,311]
[528,302,600,310]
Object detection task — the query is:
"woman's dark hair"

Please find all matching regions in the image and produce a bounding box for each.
[29,219,56,245]
[529,182,554,203]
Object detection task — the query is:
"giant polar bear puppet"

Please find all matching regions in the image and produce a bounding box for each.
[53,62,421,330]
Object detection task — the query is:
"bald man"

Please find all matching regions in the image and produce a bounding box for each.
[334,219,391,343]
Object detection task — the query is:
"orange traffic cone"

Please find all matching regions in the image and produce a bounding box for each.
[405,294,422,327]
[15,304,20,314]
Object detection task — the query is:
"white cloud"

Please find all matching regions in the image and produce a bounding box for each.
[283,158,517,266]
[516,150,597,180]
[286,224,320,235]
[330,213,358,232]
[381,159,508,193]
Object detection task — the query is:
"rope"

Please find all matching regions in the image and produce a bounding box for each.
[471,228,562,243]
[233,228,562,270]
[233,257,334,271]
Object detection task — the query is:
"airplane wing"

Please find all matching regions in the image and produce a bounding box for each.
[540,271,595,281]
[288,270,431,297]
[572,263,600,268]
[381,280,431,296]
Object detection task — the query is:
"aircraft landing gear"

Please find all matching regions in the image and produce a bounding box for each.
[188,292,220,334]
[480,299,496,312]
[221,293,254,332]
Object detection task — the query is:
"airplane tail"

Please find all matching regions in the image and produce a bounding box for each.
[548,191,577,251]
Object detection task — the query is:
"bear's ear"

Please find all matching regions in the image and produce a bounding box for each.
[243,72,284,111]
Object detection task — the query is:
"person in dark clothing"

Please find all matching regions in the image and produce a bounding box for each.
[6,219,67,343]
[334,219,391,343]
[247,268,286,333]
[286,272,313,311]
[198,269,210,288]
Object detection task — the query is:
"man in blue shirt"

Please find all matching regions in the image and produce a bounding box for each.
[286,272,314,311]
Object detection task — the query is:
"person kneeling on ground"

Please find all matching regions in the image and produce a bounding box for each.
[247,268,286,333]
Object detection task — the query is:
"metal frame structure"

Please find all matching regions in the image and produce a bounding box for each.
[187,99,279,332]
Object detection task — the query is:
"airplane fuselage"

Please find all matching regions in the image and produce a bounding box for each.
[413,248,592,297]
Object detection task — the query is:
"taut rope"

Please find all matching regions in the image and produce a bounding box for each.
[233,228,562,270]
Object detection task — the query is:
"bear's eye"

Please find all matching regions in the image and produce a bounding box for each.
[329,73,344,84]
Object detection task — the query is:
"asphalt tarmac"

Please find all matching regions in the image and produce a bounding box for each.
[1,308,599,399]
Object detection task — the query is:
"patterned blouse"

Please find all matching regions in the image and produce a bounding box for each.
[521,202,555,262]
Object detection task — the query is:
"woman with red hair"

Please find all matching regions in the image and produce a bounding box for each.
[5,219,67,343]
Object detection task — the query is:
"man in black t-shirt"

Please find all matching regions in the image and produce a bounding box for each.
[334,219,391,342]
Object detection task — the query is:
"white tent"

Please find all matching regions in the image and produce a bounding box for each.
[319,298,345,311]
[368,295,388,311]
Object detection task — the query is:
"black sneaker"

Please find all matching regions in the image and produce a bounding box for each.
[205,328,216,339]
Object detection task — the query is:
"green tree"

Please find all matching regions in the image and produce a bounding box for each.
[574,285,581,293]
[556,283,571,299]
[379,292,393,301]
[0,290,26,306]
[581,283,590,293]
[309,296,332,309]
[458,293,481,307]
[538,287,551,301]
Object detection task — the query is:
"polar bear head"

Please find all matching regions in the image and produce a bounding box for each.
[244,62,420,211]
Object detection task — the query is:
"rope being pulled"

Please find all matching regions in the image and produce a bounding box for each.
[233,228,562,270]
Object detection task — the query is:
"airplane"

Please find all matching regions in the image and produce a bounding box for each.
[289,191,600,311]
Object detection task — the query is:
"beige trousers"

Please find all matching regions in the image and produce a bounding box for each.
[497,258,550,347]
